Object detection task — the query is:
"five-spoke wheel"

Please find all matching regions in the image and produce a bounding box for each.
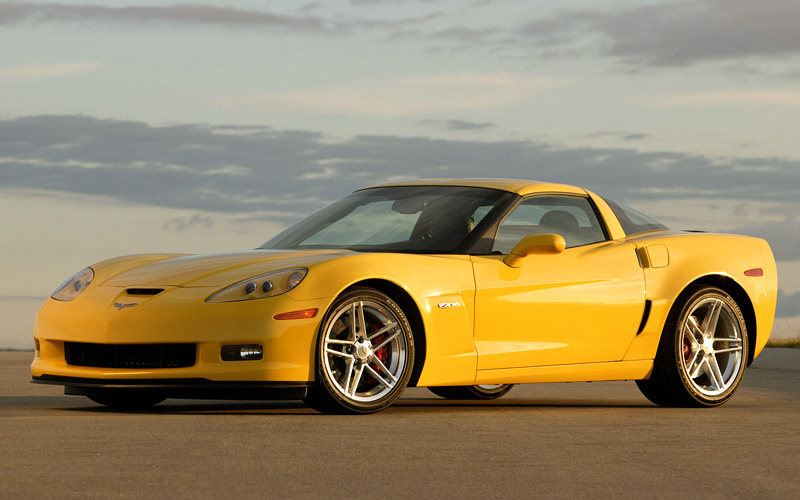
[680,294,745,397]
[637,286,748,407]
[304,287,414,414]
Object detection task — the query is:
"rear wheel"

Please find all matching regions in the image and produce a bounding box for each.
[637,286,748,407]
[304,287,414,414]
[428,384,514,400]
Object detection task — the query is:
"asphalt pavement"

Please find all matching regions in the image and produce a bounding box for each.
[2,349,799,499]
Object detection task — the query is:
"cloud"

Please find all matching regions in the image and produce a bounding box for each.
[643,90,800,107]
[3,115,800,235]
[423,1,800,70]
[0,2,333,32]
[163,213,215,232]
[350,0,444,4]
[622,133,650,141]
[0,1,440,35]
[595,0,800,66]
[4,1,800,71]
[208,73,569,117]
[0,62,99,81]
[421,119,496,131]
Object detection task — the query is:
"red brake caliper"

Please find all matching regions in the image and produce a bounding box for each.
[366,325,389,385]
[682,334,692,363]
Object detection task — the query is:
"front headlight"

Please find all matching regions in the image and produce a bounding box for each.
[51,267,94,302]
[205,268,308,303]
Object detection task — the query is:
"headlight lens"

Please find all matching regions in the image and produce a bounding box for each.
[51,268,94,302]
[205,268,308,303]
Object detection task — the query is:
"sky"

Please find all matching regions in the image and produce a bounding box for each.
[2,0,800,348]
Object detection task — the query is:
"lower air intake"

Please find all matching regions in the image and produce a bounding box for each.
[64,342,196,369]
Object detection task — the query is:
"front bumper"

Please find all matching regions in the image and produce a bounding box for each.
[31,285,330,385]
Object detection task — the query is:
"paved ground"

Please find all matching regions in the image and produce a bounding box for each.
[2,350,799,499]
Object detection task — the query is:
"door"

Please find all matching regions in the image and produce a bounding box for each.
[472,195,645,370]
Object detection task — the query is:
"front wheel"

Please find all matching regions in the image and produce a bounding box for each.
[304,287,415,414]
[637,286,749,407]
[428,384,514,400]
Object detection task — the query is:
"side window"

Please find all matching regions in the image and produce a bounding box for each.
[602,197,668,236]
[492,196,607,254]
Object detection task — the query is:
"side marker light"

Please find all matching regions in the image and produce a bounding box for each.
[744,268,764,277]
[273,309,318,320]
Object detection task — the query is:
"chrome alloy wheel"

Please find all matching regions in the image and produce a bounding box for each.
[322,298,408,403]
[680,296,744,397]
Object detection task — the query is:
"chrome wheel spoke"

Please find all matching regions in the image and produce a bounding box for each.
[357,301,367,338]
[342,358,354,393]
[686,351,705,379]
[326,338,355,346]
[706,355,726,391]
[371,356,398,384]
[349,302,360,340]
[348,364,365,396]
[701,299,722,337]
[325,348,353,360]
[365,363,395,389]
[686,317,704,343]
[714,345,743,355]
[713,337,741,346]
[373,329,401,351]
[368,322,398,341]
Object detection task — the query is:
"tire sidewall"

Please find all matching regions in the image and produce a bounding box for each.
[467,384,514,399]
[671,287,749,406]
[314,287,414,413]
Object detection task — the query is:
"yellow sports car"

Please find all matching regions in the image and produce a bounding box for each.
[31,179,777,413]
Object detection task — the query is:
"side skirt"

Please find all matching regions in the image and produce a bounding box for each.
[474,360,653,386]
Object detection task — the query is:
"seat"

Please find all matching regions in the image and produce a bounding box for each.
[538,210,581,247]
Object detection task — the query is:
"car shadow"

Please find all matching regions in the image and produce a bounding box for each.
[55,396,656,415]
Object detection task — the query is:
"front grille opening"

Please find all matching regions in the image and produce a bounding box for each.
[126,288,164,296]
[64,342,196,369]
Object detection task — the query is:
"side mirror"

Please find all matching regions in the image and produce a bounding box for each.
[503,233,566,268]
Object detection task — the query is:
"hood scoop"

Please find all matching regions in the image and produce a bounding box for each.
[126,288,164,296]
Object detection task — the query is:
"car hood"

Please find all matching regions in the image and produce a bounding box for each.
[100,249,353,288]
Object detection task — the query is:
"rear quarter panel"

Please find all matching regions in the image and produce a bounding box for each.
[622,231,777,363]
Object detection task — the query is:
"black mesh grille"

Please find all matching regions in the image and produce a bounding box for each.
[64,342,196,369]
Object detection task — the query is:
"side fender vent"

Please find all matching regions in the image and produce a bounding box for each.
[636,300,652,335]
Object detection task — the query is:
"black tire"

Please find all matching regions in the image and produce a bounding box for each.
[87,391,166,409]
[428,384,514,400]
[304,287,415,414]
[637,286,749,407]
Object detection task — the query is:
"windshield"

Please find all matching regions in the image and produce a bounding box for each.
[260,186,510,253]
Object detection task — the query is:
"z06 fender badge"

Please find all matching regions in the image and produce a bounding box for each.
[113,302,139,310]
[438,302,461,309]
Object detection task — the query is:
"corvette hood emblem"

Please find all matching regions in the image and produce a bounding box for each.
[113,302,139,310]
